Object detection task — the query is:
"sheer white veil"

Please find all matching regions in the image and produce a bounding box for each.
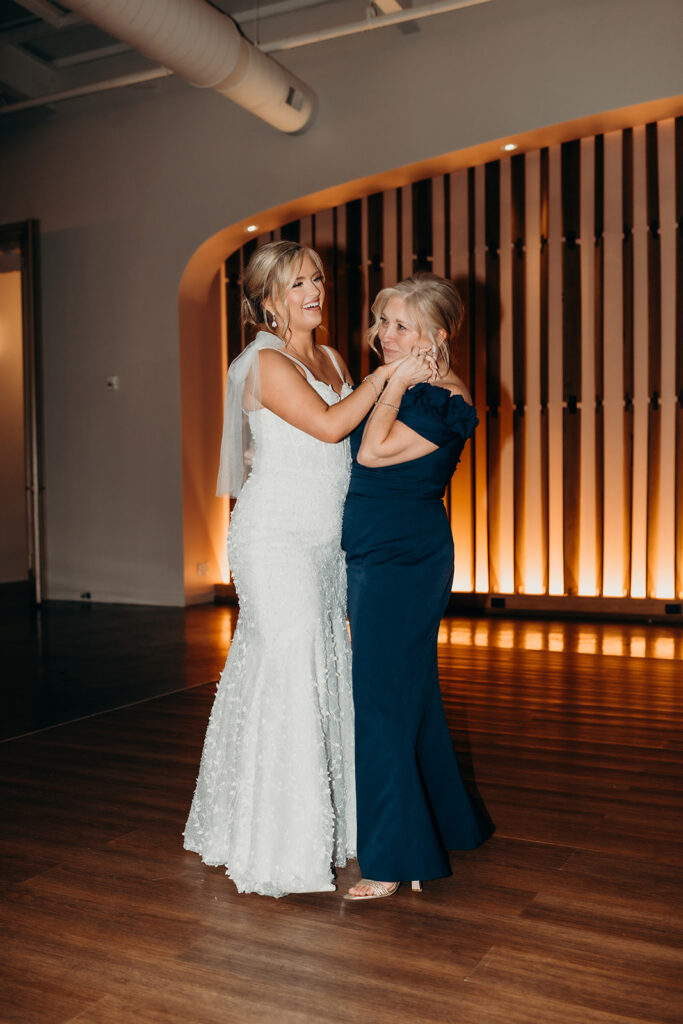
[216,330,285,497]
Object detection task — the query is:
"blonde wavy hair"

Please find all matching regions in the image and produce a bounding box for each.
[241,240,325,341]
[367,273,465,373]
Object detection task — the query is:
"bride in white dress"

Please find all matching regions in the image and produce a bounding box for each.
[183,241,431,897]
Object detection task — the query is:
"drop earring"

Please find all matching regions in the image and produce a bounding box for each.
[271,315,278,329]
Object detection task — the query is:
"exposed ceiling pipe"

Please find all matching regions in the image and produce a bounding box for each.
[0,0,495,118]
[62,0,316,133]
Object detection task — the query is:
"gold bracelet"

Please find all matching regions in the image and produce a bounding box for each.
[377,399,401,411]
[363,373,381,401]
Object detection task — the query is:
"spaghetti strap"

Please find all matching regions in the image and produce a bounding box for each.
[320,346,346,385]
[278,349,315,381]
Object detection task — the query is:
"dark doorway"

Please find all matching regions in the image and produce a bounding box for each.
[0,219,45,603]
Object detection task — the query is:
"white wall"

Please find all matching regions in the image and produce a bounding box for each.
[0,0,680,605]
[0,271,28,583]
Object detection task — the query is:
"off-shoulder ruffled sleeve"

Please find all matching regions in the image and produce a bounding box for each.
[397,383,479,447]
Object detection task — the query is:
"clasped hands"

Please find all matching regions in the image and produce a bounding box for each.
[389,346,438,387]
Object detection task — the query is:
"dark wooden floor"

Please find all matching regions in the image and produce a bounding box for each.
[1,602,682,1024]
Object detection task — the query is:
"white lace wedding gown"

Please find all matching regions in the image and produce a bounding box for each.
[183,347,356,897]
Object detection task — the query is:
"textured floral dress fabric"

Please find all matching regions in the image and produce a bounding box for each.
[184,365,356,897]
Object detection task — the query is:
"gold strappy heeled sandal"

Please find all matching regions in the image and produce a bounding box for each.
[344,879,423,901]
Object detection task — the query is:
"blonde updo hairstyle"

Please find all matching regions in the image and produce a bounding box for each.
[367,273,465,374]
[241,240,325,342]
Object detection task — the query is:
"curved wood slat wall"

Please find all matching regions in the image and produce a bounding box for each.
[225,116,682,601]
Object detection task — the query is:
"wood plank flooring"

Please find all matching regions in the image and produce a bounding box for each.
[1,605,682,1024]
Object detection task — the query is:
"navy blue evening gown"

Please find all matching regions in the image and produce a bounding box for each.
[342,382,493,882]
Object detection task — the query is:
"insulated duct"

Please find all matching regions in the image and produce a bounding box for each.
[64,0,316,133]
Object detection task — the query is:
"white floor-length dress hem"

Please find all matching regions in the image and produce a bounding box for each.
[184,344,356,898]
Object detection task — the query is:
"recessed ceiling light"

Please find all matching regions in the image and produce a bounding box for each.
[502,143,517,152]
[246,224,258,233]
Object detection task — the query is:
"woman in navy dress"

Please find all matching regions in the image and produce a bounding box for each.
[342,274,493,900]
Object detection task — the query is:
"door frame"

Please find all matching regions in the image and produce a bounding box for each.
[0,219,45,603]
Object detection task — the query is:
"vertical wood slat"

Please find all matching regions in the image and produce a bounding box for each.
[359,196,370,379]
[431,176,446,278]
[645,123,663,597]
[299,216,313,248]
[654,118,677,598]
[382,190,399,288]
[578,137,598,596]
[547,145,565,596]
[484,161,502,593]
[593,135,605,594]
[431,177,449,515]
[413,178,432,272]
[676,117,683,599]
[523,150,546,594]
[345,201,364,384]
[602,130,627,597]
[497,158,515,593]
[314,210,336,351]
[622,130,635,598]
[631,125,650,598]
[561,140,582,595]
[449,170,475,591]
[366,193,383,370]
[539,149,553,591]
[334,204,349,369]
[473,164,490,592]
[510,154,526,592]
[400,185,413,279]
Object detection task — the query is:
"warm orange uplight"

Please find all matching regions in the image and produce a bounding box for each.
[452,564,474,592]
[495,629,515,650]
[521,565,545,595]
[473,624,490,647]
[577,632,598,655]
[651,544,675,599]
[602,634,624,657]
[524,632,543,651]
[450,624,473,646]
[548,632,564,652]
[602,574,627,599]
[218,607,237,650]
[630,636,647,658]
[654,637,675,660]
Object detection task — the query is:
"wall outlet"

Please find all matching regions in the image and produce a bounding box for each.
[196,561,209,577]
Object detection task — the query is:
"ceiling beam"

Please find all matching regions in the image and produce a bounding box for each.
[0,39,57,98]
[11,0,81,28]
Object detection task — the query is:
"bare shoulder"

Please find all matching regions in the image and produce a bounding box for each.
[438,373,473,406]
[259,346,305,381]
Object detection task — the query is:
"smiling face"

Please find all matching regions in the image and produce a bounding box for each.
[282,253,325,339]
[377,296,424,364]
